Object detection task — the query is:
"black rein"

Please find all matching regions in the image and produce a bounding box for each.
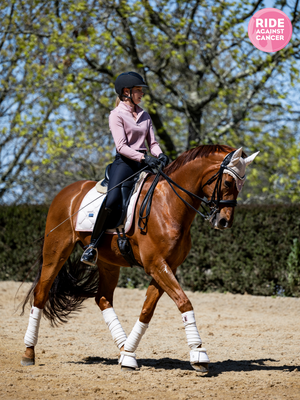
[138,150,238,233]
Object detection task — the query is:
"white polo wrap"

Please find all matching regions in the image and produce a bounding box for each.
[182,310,202,349]
[24,306,42,347]
[124,319,149,352]
[102,308,127,349]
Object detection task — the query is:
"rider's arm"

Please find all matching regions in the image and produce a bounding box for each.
[145,117,163,157]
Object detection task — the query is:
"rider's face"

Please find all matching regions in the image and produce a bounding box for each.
[124,86,144,104]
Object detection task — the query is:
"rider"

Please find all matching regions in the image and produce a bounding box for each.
[81,71,169,265]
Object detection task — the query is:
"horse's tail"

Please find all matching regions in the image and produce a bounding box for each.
[21,240,99,326]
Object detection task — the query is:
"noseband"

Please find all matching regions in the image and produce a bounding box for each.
[138,151,238,232]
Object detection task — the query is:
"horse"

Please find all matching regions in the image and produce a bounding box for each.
[21,144,259,372]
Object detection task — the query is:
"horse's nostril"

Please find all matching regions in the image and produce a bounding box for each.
[219,218,228,228]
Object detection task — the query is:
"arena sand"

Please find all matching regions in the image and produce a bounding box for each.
[0,281,299,399]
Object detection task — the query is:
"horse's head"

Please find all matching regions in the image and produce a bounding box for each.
[202,147,259,230]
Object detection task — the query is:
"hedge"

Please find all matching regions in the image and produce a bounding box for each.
[0,204,299,297]
[178,205,300,297]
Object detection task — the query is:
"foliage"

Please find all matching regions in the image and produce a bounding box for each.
[1,204,300,297]
[1,0,300,204]
[117,266,151,289]
[286,238,300,296]
[0,205,48,281]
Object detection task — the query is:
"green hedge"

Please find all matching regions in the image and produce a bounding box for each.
[178,205,300,297]
[0,205,299,296]
[0,205,48,281]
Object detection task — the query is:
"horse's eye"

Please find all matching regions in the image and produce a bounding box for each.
[224,180,232,188]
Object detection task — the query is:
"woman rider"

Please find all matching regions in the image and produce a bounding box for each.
[81,71,169,265]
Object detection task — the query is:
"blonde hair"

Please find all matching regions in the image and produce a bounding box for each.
[115,96,121,108]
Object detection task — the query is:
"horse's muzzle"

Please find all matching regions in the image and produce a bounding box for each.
[210,212,229,230]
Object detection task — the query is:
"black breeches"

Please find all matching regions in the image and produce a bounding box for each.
[106,153,144,227]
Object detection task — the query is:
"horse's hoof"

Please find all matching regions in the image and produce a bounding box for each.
[190,348,210,373]
[118,351,138,369]
[191,362,209,373]
[121,365,137,372]
[21,356,35,366]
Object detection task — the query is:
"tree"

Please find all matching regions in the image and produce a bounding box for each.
[1,0,300,204]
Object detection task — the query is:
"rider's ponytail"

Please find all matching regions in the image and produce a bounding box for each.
[115,96,121,108]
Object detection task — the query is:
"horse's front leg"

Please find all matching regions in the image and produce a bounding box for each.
[119,278,164,369]
[144,260,210,372]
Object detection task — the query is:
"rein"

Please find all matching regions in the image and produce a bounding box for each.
[138,150,238,232]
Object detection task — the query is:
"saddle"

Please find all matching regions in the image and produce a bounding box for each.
[98,163,141,229]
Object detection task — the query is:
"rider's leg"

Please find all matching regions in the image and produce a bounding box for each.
[81,154,142,265]
[105,153,143,213]
[80,200,112,265]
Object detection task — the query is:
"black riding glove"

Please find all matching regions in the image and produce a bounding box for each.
[143,154,161,169]
[158,153,169,169]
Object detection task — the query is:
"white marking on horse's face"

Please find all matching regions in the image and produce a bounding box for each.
[224,148,259,192]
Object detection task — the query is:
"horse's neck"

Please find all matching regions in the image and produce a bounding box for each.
[164,158,211,227]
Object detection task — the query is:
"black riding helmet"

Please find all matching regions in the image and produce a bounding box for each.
[115,71,148,105]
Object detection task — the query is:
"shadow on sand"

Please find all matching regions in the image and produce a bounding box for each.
[67,356,300,376]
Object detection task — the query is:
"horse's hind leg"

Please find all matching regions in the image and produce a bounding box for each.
[139,278,164,324]
[22,236,75,366]
[95,262,128,355]
[117,278,164,370]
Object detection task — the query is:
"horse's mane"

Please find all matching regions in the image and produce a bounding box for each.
[164,144,235,175]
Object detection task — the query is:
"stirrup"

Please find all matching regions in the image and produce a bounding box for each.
[80,246,98,266]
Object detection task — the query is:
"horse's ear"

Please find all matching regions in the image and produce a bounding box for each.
[244,151,260,166]
[228,147,243,166]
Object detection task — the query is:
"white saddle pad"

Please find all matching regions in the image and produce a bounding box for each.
[75,172,148,234]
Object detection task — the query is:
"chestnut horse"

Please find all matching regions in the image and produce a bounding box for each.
[21,144,258,372]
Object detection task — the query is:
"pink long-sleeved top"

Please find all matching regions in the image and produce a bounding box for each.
[109,101,162,162]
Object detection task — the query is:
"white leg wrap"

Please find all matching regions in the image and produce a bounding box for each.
[124,319,148,352]
[102,308,127,349]
[182,310,202,350]
[24,306,42,347]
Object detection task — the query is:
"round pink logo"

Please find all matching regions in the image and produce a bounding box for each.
[248,8,292,52]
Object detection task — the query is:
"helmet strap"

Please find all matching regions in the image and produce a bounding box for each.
[122,88,136,106]
[129,88,136,105]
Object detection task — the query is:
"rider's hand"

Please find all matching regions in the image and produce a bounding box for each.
[158,153,169,169]
[143,155,161,169]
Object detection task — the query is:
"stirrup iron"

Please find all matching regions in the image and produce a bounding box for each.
[81,245,98,266]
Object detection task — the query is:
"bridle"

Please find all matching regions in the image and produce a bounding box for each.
[138,150,240,232]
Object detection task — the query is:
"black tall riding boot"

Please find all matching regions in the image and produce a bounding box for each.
[81,204,112,266]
